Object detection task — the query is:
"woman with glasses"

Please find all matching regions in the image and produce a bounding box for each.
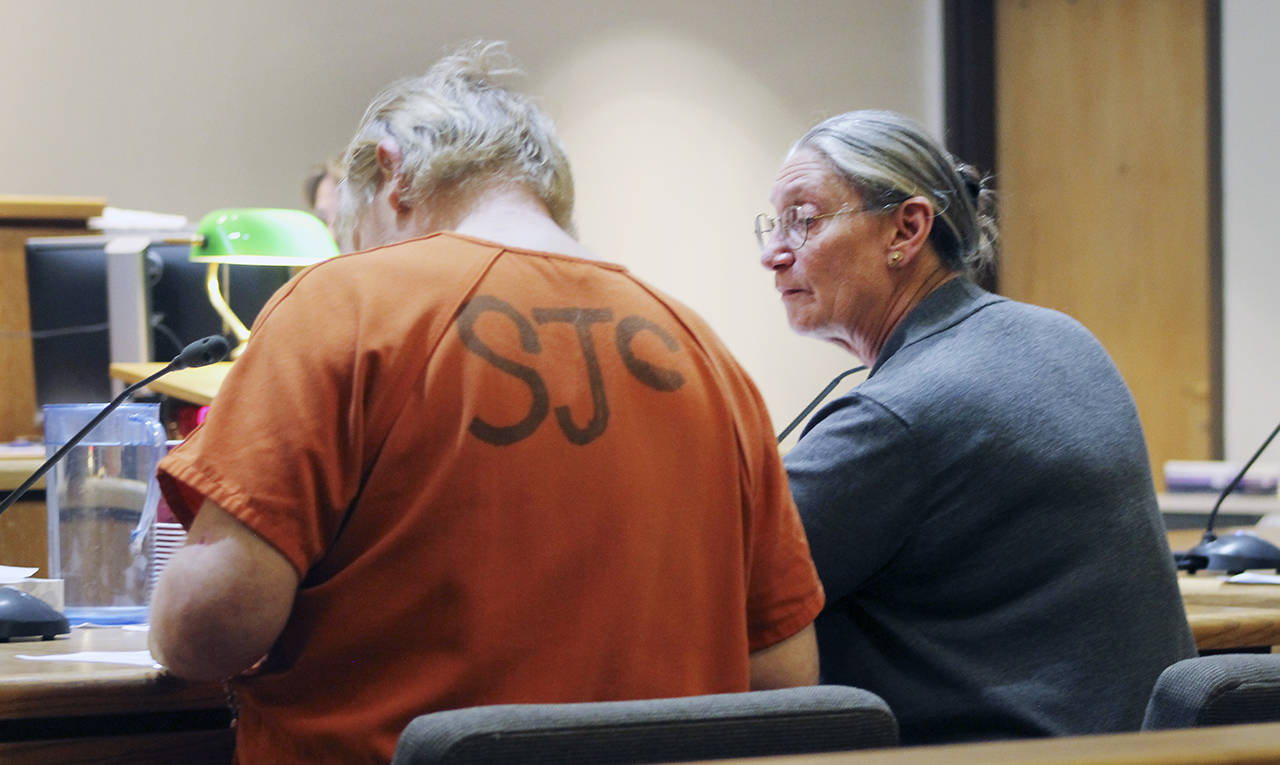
[758,110,1194,745]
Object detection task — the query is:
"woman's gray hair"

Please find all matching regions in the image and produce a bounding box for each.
[794,110,997,276]
[337,40,574,241]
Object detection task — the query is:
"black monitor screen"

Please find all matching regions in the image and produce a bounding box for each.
[26,238,290,406]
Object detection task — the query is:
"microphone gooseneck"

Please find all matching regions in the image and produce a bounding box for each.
[1201,418,1280,543]
[0,335,230,517]
[777,366,868,444]
[1178,416,1280,574]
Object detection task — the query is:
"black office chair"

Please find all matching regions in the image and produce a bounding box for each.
[390,685,898,764]
[1142,653,1280,729]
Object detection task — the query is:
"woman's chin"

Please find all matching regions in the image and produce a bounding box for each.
[786,314,821,337]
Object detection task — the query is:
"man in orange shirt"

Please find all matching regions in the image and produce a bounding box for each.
[149,41,823,763]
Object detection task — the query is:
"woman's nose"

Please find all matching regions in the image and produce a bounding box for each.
[760,239,795,270]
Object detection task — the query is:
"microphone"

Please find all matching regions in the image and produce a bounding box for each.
[1176,417,1280,574]
[168,335,231,371]
[0,335,230,518]
[777,366,868,444]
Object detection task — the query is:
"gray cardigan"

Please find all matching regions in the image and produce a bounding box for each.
[785,278,1195,744]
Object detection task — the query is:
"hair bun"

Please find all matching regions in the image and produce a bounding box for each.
[956,163,985,202]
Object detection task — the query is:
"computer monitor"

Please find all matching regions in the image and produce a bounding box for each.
[25,236,289,406]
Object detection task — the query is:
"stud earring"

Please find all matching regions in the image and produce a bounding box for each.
[888,250,903,266]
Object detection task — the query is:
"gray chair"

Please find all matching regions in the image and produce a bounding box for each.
[391,685,898,764]
[1143,653,1280,729]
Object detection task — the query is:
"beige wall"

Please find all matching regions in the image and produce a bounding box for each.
[1222,0,1280,462]
[1,0,942,432]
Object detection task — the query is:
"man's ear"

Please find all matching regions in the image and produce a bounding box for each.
[374,138,409,211]
[887,196,935,266]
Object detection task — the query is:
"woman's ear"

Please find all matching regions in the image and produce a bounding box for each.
[887,196,935,267]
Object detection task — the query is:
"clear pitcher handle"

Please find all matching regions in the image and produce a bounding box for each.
[130,414,168,554]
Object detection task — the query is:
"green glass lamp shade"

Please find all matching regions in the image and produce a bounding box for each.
[190,208,339,265]
[188,208,339,357]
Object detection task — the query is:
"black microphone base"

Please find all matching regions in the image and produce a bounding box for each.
[1179,530,1280,575]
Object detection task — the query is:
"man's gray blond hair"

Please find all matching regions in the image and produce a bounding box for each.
[337,41,574,242]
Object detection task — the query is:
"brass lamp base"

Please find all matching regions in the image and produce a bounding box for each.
[204,263,250,358]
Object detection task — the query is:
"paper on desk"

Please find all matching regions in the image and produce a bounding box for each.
[0,566,38,584]
[15,650,160,668]
[1224,572,1280,585]
[0,440,44,459]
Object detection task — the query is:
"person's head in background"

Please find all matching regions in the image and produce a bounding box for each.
[304,157,344,232]
[759,109,997,363]
[333,40,575,253]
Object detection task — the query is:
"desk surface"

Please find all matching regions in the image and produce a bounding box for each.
[1183,602,1280,652]
[696,721,1280,765]
[0,458,42,493]
[108,362,233,407]
[0,626,233,763]
[0,626,226,721]
[1172,549,1280,649]
[1180,573,1280,610]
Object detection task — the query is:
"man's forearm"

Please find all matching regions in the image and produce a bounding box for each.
[149,500,299,681]
[749,623,819,689]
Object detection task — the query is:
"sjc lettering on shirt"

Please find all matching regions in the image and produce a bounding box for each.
[457,295,686,446]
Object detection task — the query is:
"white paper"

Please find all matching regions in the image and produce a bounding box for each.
[1224,571,1280,585]
[0,566,39,584]
[0,440,44,458]
[89,207,188,231]
[15,650,159,668]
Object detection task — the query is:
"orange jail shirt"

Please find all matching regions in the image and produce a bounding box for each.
[157,232,823,764]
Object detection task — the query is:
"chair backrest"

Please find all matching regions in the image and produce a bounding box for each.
[391,685,898,764]
[1143,653,1280,730]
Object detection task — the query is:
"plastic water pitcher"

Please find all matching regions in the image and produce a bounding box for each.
[43,403,166,625]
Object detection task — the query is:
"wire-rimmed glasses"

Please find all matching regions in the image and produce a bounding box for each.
[754,205,861,250]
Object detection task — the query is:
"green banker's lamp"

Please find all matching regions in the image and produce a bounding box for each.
[186,208,339,358]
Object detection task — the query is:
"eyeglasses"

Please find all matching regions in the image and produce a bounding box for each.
[754,205,861,250]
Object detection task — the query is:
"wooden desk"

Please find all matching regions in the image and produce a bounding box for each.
[694,721,1280,765]
[0,627,232,764]
[1184,603,1280,652]
[108,362,233,407]
[1173,564,1280,651]
[1180,573,1280,610]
